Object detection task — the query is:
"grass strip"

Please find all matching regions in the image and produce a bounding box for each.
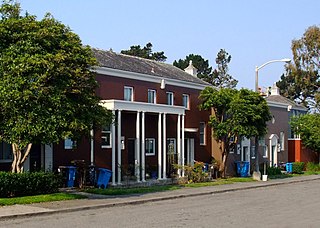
[0,193,86,206]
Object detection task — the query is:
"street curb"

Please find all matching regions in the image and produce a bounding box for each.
[1,176,319,221]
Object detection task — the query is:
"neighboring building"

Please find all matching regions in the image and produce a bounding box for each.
[0,50,213,185]
[224,83,309,176]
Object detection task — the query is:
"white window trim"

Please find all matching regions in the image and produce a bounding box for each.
[101,125,112,149]
[182,94,190,109]
[166,92,174,106]
[263,145,268,158]
[146,138,156,156]
[280,131,285,151]
[124,86,134,101]
[199,122,206,146]
[148,89,157,104]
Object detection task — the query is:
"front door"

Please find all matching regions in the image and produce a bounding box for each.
[184,138,195,166]
[29,144,42,172]
[127,139,135,176]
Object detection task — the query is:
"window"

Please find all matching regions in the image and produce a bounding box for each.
[251,146,256,159]
[101,125,112,148]
[167,138,176,154]
[145,138,155,156]
[148,89,156,104]
[167,92,174,105]
[124,86,133,101]
[280,131,285,151]
[263,145,268,158]
[199,122,206,145]
[0,142,12,162]
[182,94,190,109]
[64,138,76,149]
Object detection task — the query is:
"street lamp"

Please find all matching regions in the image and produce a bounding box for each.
[255,58,291,92]
[253,58,291,180]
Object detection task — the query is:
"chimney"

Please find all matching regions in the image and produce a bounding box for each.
[184,60,198,77]
[270,83,280,95]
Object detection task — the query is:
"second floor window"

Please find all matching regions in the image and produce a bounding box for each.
[64,138,77,149]
[199,122,206,145]
[148,89,156,104]
[182,94,190,109]
[124,86,133,101]
[167,92,174,105]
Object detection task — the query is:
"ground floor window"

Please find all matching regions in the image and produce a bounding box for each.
[146,138,156,156]
[101,125,112,148]
[0,142,12,162]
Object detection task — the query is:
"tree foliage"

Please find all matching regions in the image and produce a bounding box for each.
[173,49,237,88]
[120,42,167,62]
[277,25,320,111]
[210,49,238,88]
[290,114,320,154]
[200,87,271,177]
[0,1,113,173]
[173,54,212,80]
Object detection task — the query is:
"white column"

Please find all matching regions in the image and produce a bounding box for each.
[158,113,162,180]
[117,110,122,185]
[112,110,116,185]
[141,112,146,182]
[177,114,181,177]
[181,114,185,177]
[162,113,167,179]
[90,129,94,165]
[136,111,141,182]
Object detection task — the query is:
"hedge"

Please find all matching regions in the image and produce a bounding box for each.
[292,162,305,174]
[0,172,63,198]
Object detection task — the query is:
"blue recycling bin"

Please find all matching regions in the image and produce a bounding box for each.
[96,168,112,189]
[66,166,76,187]
[286,162,293,173]
[235,161,250,177]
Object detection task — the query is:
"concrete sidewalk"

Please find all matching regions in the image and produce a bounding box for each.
[1,175,319,220]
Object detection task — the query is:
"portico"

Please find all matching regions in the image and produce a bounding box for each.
[101,99,186,185]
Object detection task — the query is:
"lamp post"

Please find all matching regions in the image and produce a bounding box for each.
[253,58,291,180]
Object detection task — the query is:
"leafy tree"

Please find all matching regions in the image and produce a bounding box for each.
[277,26,320,111]
[0,1,113,173]
[210,49,238,88]
[173,54,212,80]
[290,114,320,160]
[120,42,167,62]
[200,87,271,177]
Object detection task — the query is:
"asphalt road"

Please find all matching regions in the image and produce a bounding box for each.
[1,179,320,228]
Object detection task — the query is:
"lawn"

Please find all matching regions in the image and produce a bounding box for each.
[0,193,86,206]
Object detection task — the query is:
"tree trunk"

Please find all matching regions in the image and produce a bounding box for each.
[11,143,33,173]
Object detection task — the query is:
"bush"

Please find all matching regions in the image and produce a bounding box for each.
[267,166,282,176]
[292,162,305,174]
[0,171,63,198]
[306,162,320,172]
[179,162,208,183]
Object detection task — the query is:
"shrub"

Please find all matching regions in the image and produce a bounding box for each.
[306,162,320,172]
[177,162,208,183]
[0,171,63,198]
[267,166,282,176]
[292,162,305,174]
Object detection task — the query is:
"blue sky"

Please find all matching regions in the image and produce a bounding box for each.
[18,0,320,90]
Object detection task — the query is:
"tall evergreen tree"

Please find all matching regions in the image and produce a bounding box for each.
[121,42,167,62]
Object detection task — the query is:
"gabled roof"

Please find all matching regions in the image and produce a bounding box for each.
[266,95,307,111]
[92,48,210,86]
